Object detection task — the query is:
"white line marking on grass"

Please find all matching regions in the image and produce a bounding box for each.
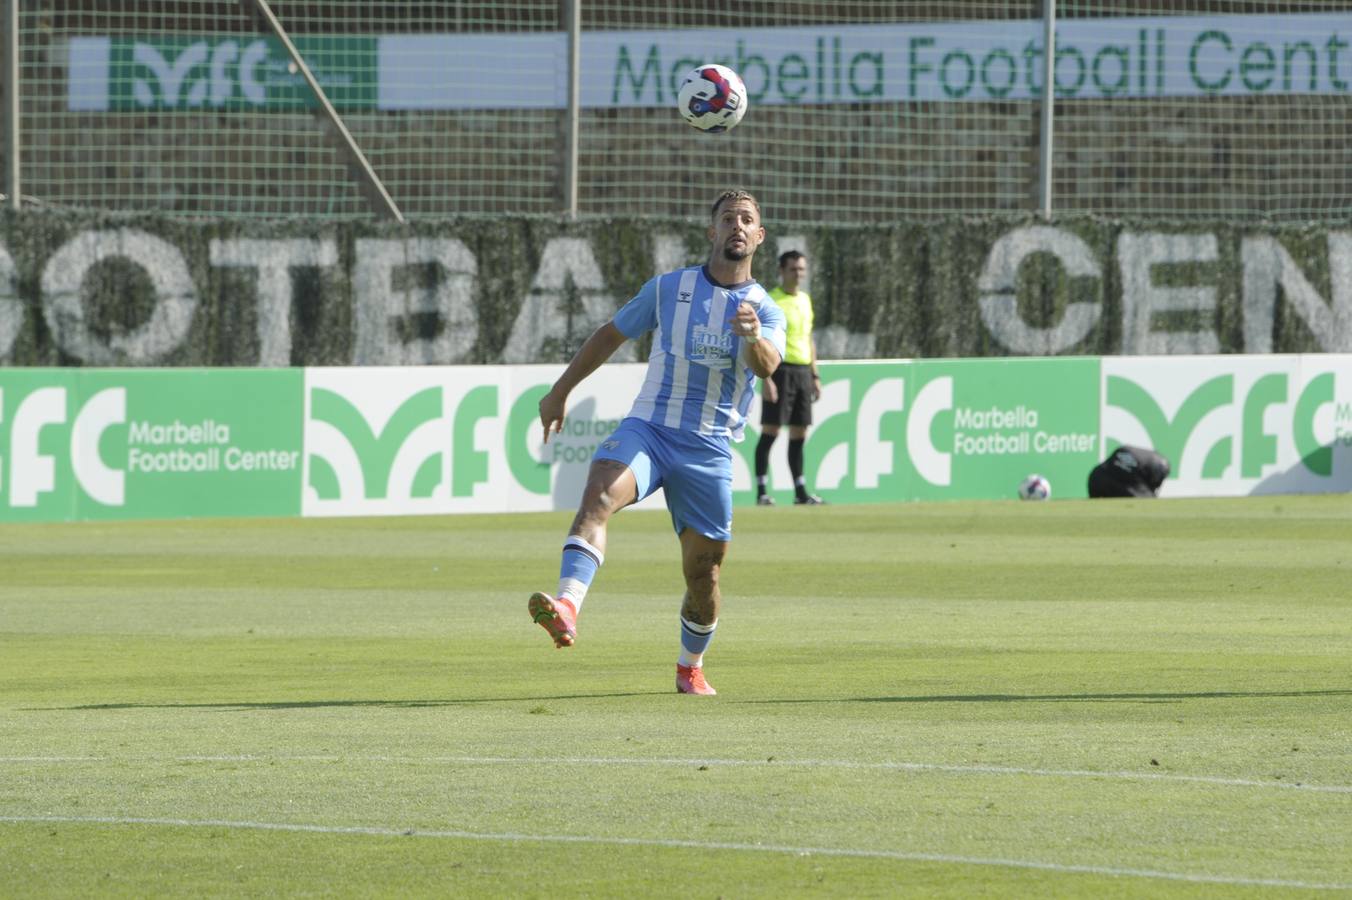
[420,757,1352,795]
[6,754,1349,795]
[0,814,1347,891]
[0,756,103,762]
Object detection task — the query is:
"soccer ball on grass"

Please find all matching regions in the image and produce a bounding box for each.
[1018,474,1051,501]
[677,64,748,134]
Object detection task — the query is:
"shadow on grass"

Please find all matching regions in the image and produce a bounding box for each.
[743,688,1352,705]
[37,692,668,711]
[38,689,1352,711]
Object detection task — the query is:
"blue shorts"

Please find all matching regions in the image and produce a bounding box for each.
[593,417,733,542]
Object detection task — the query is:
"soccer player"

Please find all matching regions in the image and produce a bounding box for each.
[531,189,786,695]
[754,250,824,505]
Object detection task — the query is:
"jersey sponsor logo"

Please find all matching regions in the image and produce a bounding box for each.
[689,323,733,366]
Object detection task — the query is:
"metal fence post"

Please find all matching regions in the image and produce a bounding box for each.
[3,0,19,210]
[562,0,581,220]
[1037,0,1056,219]
[246,0,404,222]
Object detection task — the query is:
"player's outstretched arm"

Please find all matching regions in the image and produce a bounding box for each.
[539,321,629,443]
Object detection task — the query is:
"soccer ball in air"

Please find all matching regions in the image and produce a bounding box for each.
[677,64,748,134]
[1018,474,1051,501]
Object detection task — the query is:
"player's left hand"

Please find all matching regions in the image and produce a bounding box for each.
[729,302,760,339]
[539,389,566,443]
[812,378,821,402]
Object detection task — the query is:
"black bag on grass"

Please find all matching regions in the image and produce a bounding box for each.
[1087,446,1171,498]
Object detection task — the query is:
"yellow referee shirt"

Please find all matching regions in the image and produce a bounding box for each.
[769,286,814,365]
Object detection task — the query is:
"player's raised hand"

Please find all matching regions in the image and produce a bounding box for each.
[539,389,566,444]
[729,301,760,338]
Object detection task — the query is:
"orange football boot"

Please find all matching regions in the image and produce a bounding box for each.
[528,592,577,649]
[676,663,716,695]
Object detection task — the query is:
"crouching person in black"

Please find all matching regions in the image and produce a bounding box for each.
[1088,446,1171,498]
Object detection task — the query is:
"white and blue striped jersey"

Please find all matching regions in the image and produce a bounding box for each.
[612,265,787,442]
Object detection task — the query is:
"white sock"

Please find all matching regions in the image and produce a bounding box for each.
[556,578,586,614]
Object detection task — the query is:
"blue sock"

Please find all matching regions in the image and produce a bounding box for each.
[557,535,603,611]
[678,616,717,668]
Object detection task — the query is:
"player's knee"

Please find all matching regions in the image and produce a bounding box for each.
[574,499,613,532]
[593,488,623,515]
[579,479,629,519]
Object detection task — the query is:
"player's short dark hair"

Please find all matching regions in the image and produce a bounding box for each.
[778,249,806,268]
[710,189,761,221]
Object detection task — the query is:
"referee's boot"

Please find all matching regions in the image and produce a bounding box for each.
[794,491,825,505]
[755,492,775,506]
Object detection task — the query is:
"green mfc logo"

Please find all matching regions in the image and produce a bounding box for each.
[0,370,302,522]
[301,367,658,516]
[738,359,1102,503]
[69,36,377,112]
[1102,357,1352,495]
[737,363,908,504]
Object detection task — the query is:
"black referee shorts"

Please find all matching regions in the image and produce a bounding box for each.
[761,363,815,428]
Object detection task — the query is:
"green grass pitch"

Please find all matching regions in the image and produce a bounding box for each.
[2,496,1351,897]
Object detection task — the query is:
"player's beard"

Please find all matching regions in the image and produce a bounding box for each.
[722,240,750,261]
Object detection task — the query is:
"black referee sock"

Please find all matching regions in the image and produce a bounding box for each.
[754,432,776,493]
[788,438,806,496]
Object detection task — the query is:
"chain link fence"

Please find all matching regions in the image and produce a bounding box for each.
[4,1,1352,224]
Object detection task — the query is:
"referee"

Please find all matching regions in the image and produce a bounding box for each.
[755,250,824,505]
